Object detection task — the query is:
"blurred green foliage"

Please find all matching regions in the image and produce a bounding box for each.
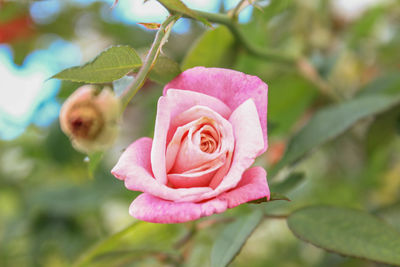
[1,0,400,266]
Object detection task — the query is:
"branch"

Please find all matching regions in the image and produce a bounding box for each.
[182,10,340,101]
[184,10,294,64]
[230,0,248,20]
[297,57,342,101]
[173,223,197,249]
[264,214,288,219]
[120,15,180,108]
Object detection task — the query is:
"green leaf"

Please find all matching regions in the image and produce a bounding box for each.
[182,26,236,70]
[75,221,185,267]
[287,206,400,266]
[273,94,400,175]
[26,181,123,216]
[264,0,293,17]
[364,106,400,181]
[397,114,400,135]
[211,211,263,267]
[157,0,210,26]
[366,106,400,155]
[375,202,400,233]
[268,74,317,135]
[270,172,305,193]
[149,55,181,84]
[358,72,400,97]
[53,46,142,83]
[111,54,181,89]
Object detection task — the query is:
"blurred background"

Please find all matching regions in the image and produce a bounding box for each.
[0,0,399,266]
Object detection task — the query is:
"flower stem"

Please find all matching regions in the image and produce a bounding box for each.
[121,15,180,109]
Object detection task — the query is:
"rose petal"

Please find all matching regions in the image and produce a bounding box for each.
[167,156,224,188]
[111,137,213,201]
[210,98,264,192]
[111,137,153,181]
[166,105,234,174]
[112,100,263,203]
[164,67,268,154]
[208,150,232,189]
[220,167,270,208]
[179,99,264,201]
[130,194,227,224]
[151,89,232,184]
[129,167,269,223]
[167,133,232,189]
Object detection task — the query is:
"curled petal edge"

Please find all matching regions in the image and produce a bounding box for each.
[129,167,270,223]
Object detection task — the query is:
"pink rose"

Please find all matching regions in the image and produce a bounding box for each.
[112,67,270,223]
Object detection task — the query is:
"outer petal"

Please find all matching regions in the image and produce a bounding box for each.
[219,167,270,208]
[129,167,269,223]
[112,137,153,181]
[164,67,268,154]
[151,89,231,184]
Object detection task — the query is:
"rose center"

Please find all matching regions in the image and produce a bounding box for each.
[199,131,217,153]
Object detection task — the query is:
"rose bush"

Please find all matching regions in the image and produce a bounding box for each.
[112,67,270,223]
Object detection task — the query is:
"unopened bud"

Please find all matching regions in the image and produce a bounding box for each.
[60,85,120,154]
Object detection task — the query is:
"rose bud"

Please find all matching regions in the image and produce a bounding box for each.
[60,85,121,154]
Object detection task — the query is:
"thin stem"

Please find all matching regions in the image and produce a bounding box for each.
[296,57,341,101]
[264,214,288,219]
[196,217,235,229]
[120,15,179,109]
[173,223,197,249]
[182,9,340,101]
[197,213,288,230]
[186,10,295,64]
[231,0,248,20]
